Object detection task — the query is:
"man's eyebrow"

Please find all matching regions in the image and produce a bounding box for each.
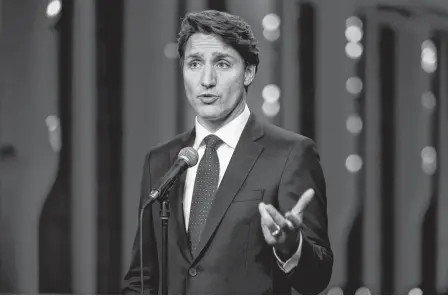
[212,52,235,60]
[184,52,236,60]
[185,53,203,60]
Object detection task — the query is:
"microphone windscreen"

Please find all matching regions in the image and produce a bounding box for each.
[178,147,199,167]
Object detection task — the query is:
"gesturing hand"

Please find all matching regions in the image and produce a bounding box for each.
[258,188,315,259]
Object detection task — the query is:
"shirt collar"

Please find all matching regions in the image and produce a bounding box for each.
[193,103,251,149]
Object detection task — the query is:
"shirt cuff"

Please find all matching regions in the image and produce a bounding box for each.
[273,232,303,273]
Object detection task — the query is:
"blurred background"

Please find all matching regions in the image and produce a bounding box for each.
[0,0,447,294]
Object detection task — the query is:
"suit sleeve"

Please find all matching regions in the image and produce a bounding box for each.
[122,153,159,294]
[277,138,333,294]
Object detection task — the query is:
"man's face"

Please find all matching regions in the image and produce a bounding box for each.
[182,33,255,127]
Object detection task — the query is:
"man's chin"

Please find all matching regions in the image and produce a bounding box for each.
[199,114,223,123]
[196,108,223,121]
[196,111,228,126]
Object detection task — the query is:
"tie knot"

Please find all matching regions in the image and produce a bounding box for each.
[203,134,223,150]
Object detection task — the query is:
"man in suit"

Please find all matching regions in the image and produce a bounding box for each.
[123,10,333,294]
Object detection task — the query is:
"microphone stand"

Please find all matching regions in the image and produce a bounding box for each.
[160,198,170,295]
[139,189,171,295]
[138,152,197,294]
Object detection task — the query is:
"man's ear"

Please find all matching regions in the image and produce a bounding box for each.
[244,65,256,87]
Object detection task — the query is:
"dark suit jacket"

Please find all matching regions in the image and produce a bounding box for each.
[122,114,333,294]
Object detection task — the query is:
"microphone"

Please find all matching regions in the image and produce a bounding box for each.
[138,147,198,293]
[141,147,199,209]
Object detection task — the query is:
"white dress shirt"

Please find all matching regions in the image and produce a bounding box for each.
[183,103,302,273]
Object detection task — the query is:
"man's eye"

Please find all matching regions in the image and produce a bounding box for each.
[216,61,230,69]
[188,61,201,69]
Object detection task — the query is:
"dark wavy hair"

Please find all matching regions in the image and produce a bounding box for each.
[177,10,260,72]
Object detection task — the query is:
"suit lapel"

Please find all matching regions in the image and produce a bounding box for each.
[192,114,264,260]
[169,129,195,263]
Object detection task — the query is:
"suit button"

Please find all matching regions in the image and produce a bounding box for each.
[188,268,198,277]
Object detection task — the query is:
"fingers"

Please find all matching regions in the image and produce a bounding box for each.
[283,188,315,229]
[290,188,315,216]
[264,204,294,231]
[258,203,292,232]
[258,203,281,235]
[258,188,315,244]
[285,211,302,228]
[258,203,279,244]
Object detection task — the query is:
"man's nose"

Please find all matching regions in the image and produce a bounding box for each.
[200,65,217,88]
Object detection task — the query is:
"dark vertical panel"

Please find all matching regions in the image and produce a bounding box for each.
[313,1,354,289]
[345,215,363,294]
[279,0,300,133]
[437,32,448,295]
[208,0,226,12]
[362,11,381,293]
[272,0,283,127]
[298,2,315,140]
[420,33,441,295]
[95,0,124,293]
[344,15,366,295]
[176,0,186,134]
[261,1,286,126]
[38,0,73,293]
[121,0,180,276]
[379,25,396,295]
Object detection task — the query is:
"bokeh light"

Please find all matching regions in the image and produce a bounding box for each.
[262,101,280,117]
[408,288,423,295]
[421,146,437,175]
[262,13,281,31]
[346,16,363,29]
[345,42,363,59]
[346,115,363,134]
[421,40,437,73]
[346,77,363,95]
[46,0,62,18]
[262,84,281,103]
[327,287,344,295]
[345,25,363,43]
[346,154,363,173]
[355,287,371,295]
[421,91,436,110]
[263,28,280,42]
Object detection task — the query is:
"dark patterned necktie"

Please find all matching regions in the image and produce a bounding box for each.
[188,134,223,255]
